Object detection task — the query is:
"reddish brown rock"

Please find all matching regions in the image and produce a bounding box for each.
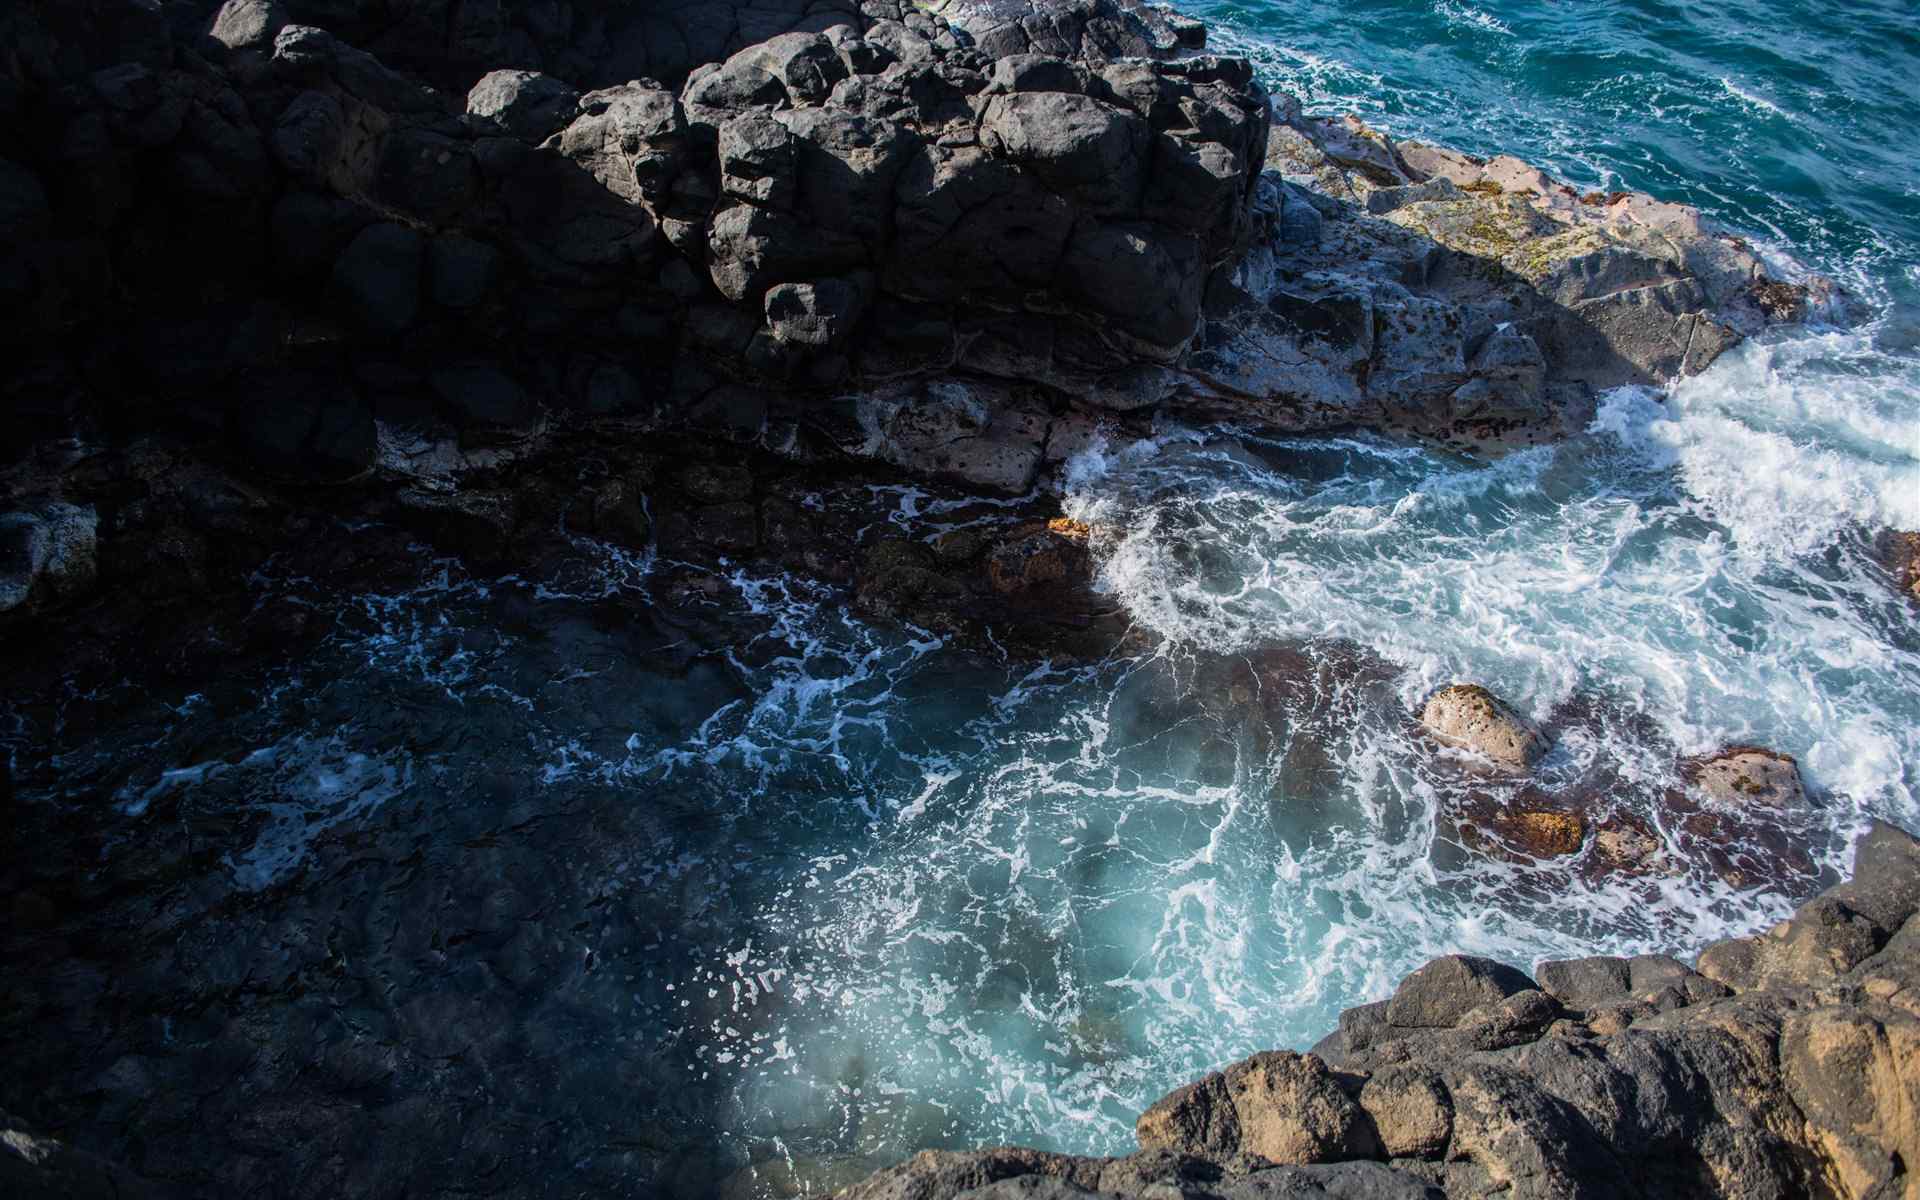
[1882,531,1920,602]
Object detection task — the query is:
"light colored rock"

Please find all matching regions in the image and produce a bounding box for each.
[1135,1050,1380,1166]
[1694,747,1806,808]
[209,0,285,50]
[1224,1050,1381,1164]
[1781,1005,1920,1199]
[1419,684,1547,770]
[1697,895,1884,992]
[466,70,580,142]
[1359,1066,1453,1159]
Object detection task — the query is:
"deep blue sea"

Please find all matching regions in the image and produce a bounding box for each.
[9,2,1920,1189]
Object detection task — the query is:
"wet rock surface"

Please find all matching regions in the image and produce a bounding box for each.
[0,2,1882,1199]
[1419,684,1546,771]
[843,819,1920,1200]
[1,0,1838,580]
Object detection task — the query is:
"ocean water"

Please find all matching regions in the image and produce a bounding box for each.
[7,0,1920,1190]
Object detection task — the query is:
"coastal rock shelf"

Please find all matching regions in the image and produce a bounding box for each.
[845,820,1920,1200]
[1,3,1912,1200]
[1,0,1846,607]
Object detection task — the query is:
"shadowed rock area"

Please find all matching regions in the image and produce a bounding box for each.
[2,0,1844,625]
[840,820,1920,1200]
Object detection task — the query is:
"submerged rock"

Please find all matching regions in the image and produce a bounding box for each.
[1663,745,1821,891]
[1691,746,1807,808]
[1419,684,1547,770]
[1455,801,1587,862]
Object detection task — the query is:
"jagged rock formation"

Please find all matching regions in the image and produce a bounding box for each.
[0,1107,162,1200]
[841,819,1920,1200]
[1,0,1841,630]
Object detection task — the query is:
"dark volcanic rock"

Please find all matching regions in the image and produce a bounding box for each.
[1384,956,1537,1029]
[0,0,1838,626]
[843,819,1920,1200]
[0,501,99,617]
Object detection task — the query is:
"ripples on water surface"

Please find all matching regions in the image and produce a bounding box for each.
[7,0,1920,1184]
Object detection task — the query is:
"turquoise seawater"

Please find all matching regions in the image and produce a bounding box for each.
[1191,0,1920,317]
[9,2,1920,1187]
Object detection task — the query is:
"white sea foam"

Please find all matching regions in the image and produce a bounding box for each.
[1606,331,1920,554]
[1718,76,1792,120]
[1433,0,1513,36]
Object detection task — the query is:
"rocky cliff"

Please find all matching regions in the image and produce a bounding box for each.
[1,0,1846,627]
[843,819,1920,1200]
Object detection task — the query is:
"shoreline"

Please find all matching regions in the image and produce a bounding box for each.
[2,2,1916,1198]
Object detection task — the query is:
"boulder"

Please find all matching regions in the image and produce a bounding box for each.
[1224,1051,1380,1165]
[1534,957,1631,1011]
[1780,1005,1920,1198]
[330,222,423,336]
[1589,812,1667,875]
[1692,747,1806,808]
[466,70,580,142]
[1461,806,1586,860]
[1133,1070,1240,1159]
[764,277,870,348]
[209,0,287,50]
[1136,1051,1378,1165]
[428,234,499,309]
[1697,894,1886,992]
[0,501,99,616]
[236,370,376,481]
[1828,820,1920,933]
[1883,531,1920,602]
[1384,955,1536,1029]
[979,91,1148,213]
[1358,1066,1453,1160]
[1419,684,1547,770]
[430,363,539,442]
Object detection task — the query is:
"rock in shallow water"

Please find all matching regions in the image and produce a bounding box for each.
[1418,684,1547,771]
[1691,746,1806,808]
